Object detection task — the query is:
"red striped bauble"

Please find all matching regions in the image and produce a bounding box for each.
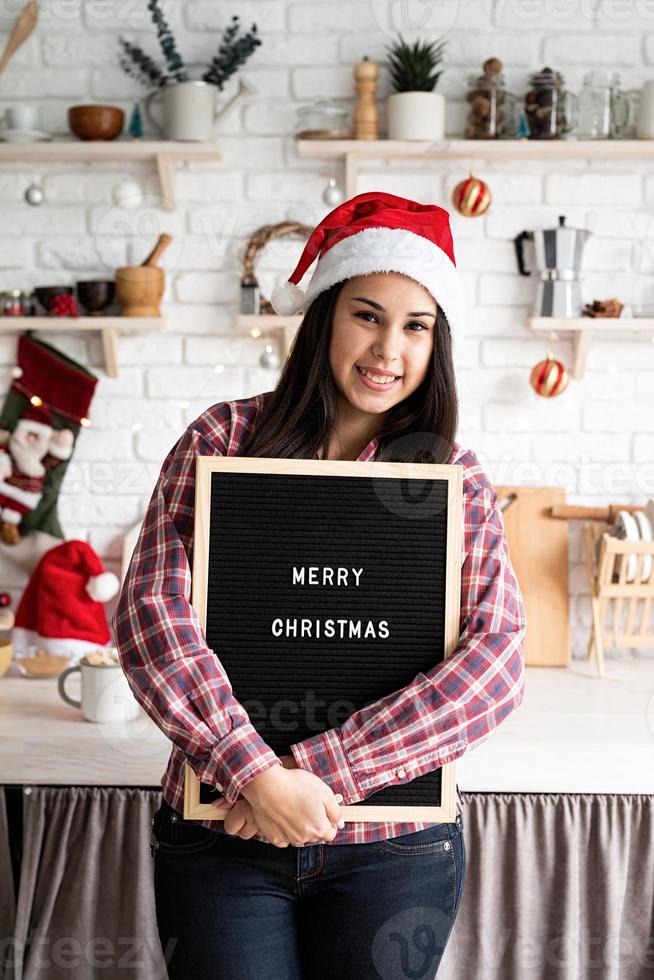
[451,173,491,217]
[530,351,569,397]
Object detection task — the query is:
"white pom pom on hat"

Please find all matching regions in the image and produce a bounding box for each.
[85,571,120,603]
[270,281,306,317]
[269,190,466,354]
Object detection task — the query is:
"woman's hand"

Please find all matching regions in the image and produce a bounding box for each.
[210,753,345,846]
[239,764,344,848]
[208,756,299,838]
[221,798,261,839]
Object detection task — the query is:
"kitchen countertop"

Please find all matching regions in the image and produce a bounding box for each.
[0,658,652,793]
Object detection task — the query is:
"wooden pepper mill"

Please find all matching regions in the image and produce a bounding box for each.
[353,56,380,140]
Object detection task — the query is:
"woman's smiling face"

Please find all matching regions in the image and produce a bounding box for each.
[328,271,437,419]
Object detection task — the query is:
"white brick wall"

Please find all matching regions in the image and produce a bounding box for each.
[1,0,653,659]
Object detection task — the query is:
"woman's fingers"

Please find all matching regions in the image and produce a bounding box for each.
[324,795,345,829]
[238,815,260,839]
[211,796,235,810]
[223,801,252,836]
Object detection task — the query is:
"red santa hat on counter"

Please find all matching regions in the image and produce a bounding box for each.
[270,190,466,352]
[12,539,120,660]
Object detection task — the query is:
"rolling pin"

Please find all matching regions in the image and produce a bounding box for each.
[141,233,172,268]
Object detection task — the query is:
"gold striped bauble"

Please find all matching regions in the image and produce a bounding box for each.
[530,351,569,397]
[451,172,491,217]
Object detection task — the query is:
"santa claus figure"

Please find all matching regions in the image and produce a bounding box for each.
[0,404,73,545]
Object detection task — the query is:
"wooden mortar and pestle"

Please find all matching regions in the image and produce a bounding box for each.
[115,234,172,317]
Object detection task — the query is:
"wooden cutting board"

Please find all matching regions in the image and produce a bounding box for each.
[495,485,570,667]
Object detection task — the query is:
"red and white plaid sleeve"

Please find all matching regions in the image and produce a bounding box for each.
[111,418,282,805]
[290,473,527,804]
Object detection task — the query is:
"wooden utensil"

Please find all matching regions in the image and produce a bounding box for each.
[141,233,172,268]
[0,0,38,76]
[550,503,643,522]
[496,485,571,667]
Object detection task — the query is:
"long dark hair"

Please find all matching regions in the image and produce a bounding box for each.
[238,279,459,464]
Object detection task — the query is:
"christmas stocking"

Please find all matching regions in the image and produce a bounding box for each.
[0,333,97,547]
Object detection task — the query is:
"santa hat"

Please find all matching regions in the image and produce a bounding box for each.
[12,539,120,660]
[270,191,466,352]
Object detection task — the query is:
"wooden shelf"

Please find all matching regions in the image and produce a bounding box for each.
[0,315,164,377]
[0,139,222,212]
[235,314,302,357]
[527,316,654,379]
[296,137,654,159]
[295,138,654,196]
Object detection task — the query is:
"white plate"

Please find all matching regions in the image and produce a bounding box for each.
[0,128,52,143]
[633,509,653,582]
[614,510,640,583]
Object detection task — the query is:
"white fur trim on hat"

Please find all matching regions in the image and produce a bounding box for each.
[301,226,466,354]
[11,626,115,660]
[85,571,120,602]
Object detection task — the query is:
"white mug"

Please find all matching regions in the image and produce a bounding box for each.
[58,660,141,724]
[0,104,39,132]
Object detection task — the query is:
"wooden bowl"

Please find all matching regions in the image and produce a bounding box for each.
[115,266,165,317]
[34,285,73,313]
[76,279,115,315]
[68,105,124,141]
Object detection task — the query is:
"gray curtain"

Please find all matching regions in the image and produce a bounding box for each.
[1,788,652,980]
[0,788,16,976]
[4,787,165,980]
[440,792,654,980]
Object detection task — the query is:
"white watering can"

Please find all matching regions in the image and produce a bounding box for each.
[144,77,258,141]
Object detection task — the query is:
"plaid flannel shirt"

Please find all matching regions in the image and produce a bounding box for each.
[112,391,526,845]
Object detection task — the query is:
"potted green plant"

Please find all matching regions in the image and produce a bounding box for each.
[118,2,261,141]
[385,34,447,141]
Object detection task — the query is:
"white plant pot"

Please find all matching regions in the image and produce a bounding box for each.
[387,90,446,141]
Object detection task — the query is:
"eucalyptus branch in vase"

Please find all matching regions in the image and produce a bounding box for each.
[118,0,189,86]
[203,15,261,90]
[118,6,261,91]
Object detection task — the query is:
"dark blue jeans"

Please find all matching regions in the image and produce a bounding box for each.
[151,798,466,980]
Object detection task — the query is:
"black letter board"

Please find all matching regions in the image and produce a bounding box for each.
[184,457,462,823]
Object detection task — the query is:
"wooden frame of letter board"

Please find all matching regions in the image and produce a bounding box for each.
[183,456,462,823]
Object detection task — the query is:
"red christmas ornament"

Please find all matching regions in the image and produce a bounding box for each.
[49,293,80,317]
[451,172,491,217]
[530,351,569,397]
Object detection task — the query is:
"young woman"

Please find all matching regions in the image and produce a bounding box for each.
[113,192,527,980]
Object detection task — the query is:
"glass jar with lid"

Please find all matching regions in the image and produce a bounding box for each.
[294,98,350,139]
[465,57,520,139]
[0,289,34,316]
[524,67,578,139]
[577,70,636,139]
